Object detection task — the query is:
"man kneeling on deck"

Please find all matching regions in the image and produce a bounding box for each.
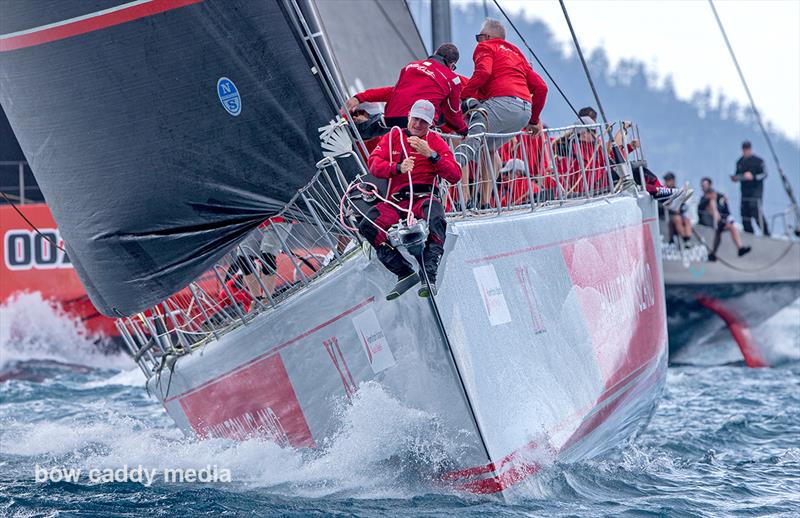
[359,100,461,300]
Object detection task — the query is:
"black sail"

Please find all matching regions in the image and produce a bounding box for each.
[0,0,344,316]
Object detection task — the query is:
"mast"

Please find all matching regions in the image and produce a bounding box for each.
[431,0,452,49]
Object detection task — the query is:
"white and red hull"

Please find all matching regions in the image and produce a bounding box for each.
[147,193,667,497]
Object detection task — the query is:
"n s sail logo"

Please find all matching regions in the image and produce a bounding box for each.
[3,229,72,271]
[217,77,241,116]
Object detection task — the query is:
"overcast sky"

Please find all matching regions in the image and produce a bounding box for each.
[454,0,800,142]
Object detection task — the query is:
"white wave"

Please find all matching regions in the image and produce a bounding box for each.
[83,368,147,388]
[776,448,800,465]
[0,292,129,371]
[671,297,800,367]
[755,297,800,365]
[1,381,461,499]
[671,332,745,366]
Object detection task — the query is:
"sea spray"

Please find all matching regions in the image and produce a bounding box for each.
[0,292,127,370]
[2,352,798,515]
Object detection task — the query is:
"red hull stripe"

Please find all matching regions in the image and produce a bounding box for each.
[450,366,662,494]
[442,351,664,493]
[0,0,202,52]
[164,297,375,403]
[466,217,658,265]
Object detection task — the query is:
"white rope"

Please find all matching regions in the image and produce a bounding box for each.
[338,126,432,234]
[388,126,416,226]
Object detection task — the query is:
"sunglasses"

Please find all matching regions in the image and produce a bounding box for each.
[475,33,490,42]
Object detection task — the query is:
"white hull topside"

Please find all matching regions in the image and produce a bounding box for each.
[147,193,668,496]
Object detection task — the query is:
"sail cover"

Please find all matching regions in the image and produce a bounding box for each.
[310,0,426,92]
[0,0,346,316]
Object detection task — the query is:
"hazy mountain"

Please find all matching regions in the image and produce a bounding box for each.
[412,2,800,231]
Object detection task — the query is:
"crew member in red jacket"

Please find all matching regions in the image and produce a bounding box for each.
[345,44,468,138]
[454,18,548,168]
[579,107,691,203]
[358,100,461,300]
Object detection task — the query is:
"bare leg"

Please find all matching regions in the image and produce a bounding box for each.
[682,218,693,238]
[479,153,491,205]
[670,215,684,240]
[460,163,472,206]
[259,273,277,297]
[712,229,722,255]
[728,224,743,249]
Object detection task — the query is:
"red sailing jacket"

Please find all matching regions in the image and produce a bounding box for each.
[356,57,468,134]
[554,139,609,193]
[461,39,548,125]
[368,129,461,196]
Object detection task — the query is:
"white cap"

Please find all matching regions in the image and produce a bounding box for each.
[409,99,435,125]
[500,158,526,175]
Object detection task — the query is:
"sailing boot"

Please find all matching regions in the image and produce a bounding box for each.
[653,186,680,203]
[656,184,693,207]
[665,183,694,210]
[375,244,419,300]
[417,243,444,298]
[387,271,421,300]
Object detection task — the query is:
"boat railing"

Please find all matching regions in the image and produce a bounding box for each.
[438,121,644,216]
[769,207,800,238]
[120,121,647,380]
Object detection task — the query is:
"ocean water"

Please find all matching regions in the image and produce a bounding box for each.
[1,294,798,517]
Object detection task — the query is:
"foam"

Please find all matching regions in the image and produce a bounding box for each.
[1,381,459,499]
[0,292,128,371]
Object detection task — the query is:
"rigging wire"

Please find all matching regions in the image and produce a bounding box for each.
[556,0,608,129]
[491,0,580,118]
[707,0,799,232]
[0,190,66,252]
[556,0,630,173]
